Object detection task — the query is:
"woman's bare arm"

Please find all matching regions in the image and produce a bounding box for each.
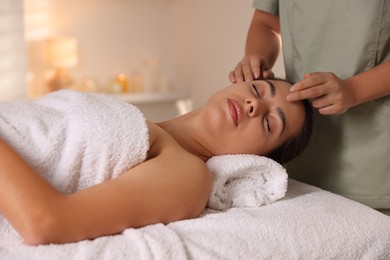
[0,139,63,244]
[0,139,211,245]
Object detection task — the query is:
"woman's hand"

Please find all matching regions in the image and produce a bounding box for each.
[287,72,355,115]
[229,55,274,83]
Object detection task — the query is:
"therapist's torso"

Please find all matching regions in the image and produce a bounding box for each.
[253,0,390,210]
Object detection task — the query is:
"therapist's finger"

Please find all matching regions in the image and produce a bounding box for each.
[290,73,326,92]
[304,72,322,79]
[287,85,326,101]
[262,69,275,79]
[249,56,261,80]
[233,65,245,83]
[318,103,344,115]
[242,62,254,81]
[228,71,237,83]
[311,95,333,109]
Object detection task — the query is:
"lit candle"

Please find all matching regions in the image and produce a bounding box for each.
[117,74,128,93]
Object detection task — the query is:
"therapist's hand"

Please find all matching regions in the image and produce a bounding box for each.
[229,55,274,83]
[287,72,354,115]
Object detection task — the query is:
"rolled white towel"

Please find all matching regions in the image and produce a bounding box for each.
[206,154,288,210]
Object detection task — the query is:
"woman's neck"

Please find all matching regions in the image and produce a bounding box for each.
[156,109,213,162]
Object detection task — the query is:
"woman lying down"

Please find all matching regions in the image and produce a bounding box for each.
[0,79,312,245]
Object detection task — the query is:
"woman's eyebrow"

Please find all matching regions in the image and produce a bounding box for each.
[276,107,286,136]
[264,80,286,136]
[264,80,276,97]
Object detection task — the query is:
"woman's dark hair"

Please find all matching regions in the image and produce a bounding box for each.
[265,78,313,164]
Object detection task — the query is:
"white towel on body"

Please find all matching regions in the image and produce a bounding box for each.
[206,154,288,210]
[0,89,149,193]
[0,90,150,245]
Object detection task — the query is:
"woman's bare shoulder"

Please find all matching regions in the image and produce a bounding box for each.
[146,120,211,185]
[147,121,198,159]
[121,121,212,222]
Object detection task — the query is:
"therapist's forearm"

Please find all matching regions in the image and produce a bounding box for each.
[346,60,390,106]
[245,10,281,67]
[0,139,63,244]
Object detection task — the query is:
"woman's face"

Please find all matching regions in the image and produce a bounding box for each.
[200,80,305,156]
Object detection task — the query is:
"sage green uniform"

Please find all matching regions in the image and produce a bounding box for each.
[253,0,390,212]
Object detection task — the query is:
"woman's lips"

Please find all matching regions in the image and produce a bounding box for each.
[228,99,241,126]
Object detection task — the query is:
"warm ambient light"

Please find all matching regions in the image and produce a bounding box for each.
[46,36,78,91]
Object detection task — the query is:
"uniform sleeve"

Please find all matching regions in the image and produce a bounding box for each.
[252,0,279,15]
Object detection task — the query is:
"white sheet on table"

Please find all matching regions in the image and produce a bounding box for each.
[1,179,389,260]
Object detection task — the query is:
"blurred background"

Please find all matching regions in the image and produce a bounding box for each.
[2,0,285,121]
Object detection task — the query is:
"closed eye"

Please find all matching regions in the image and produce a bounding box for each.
[265,116,271,132]
[252,84,261,98]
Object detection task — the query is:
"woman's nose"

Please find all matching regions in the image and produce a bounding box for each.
[245,98,262,117]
